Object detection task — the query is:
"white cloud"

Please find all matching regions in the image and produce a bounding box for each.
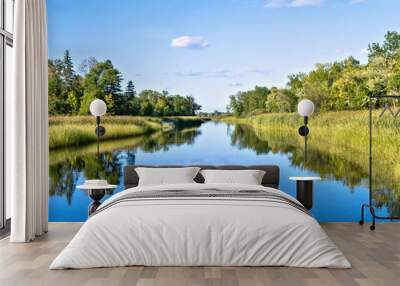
[360,48,369,54]
[349,0,367,5]
[214,69,233,77]
[175,69,236,78]
[175,68,271,79]
[250,68,270,75]
[230,82,244,87]
[264,0,322,8]
[175,71,202,77]
[171,36,209,49]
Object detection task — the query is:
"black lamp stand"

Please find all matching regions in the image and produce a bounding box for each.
[359,95,400,230]
[298,116,309,162]
[95,116,106,158]
[94,116,106,178]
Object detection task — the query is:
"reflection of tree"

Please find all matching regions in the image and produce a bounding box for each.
[83,153,120,185]
[162,118,207,130]
[373,188,400,217]
[49,162,78,205]
[139,128,201,152]
[49,127,201,205]
[229,124,400,217]
[49,151,123,204]
[230,125,271,154]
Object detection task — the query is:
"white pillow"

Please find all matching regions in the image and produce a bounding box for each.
[200,169,266,185]
[135,167,201,186]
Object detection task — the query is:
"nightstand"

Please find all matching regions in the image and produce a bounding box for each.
[77,184,117,215]
[289,177,321,210]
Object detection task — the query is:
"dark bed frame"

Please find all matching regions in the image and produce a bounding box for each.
[124,165,280,189]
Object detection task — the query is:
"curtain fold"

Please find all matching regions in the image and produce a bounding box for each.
[9,0,49,242]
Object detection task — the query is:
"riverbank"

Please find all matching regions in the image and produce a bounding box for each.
[49,116,209,149]
[219,111,400,195]
[163,116,210,129]
[49,116,168,149]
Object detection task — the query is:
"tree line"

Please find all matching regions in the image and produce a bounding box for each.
[229,31,400,116]
[48,52,201,116]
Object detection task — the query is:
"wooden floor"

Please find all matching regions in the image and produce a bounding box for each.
[0,222,399,286]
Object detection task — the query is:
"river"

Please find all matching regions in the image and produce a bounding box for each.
[49,120,394,222]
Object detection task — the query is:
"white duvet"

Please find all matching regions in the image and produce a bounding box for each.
[50,183,351,269]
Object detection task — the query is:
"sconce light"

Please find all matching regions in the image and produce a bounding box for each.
[90,99,107,158]
[297,99,314,162]
[90,99,107,137]
[297,99,314,136]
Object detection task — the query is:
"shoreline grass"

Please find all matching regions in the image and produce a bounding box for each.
[48,115,209,149]
[218,110,400,194]
[49,116,169,149]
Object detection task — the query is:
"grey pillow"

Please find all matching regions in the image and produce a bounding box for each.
[135,167,201,186]
[200,169,266,185]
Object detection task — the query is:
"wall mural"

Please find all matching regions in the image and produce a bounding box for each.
[47,0,400,222]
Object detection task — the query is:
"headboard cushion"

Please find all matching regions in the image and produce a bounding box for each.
[123,165,280,189]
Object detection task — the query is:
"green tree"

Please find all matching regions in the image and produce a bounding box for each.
[367,31,400,97]
[48,52,202,116]
[62,50,82,113]
[104,94,115,115]
[387,53,400,96]
[79,60,122,114]
[129,96,141,115]
[62,50,76,92]
[79,91,97,115]
[369,31,400,59]
[140,99,154,116]
[48,51,83,115]
[155,97,168,116]
[48,59,68,115]
[228,86,269,116]
[328,57,368,110]
[365,55,389,97]
[185,96,201,115]
[265,87,294,113]
[126,80,136,98]
[301,63,332,110]
[229,95,244,116]
[66,90,80,114]
[115,81,136,115]
[287,73,305,98]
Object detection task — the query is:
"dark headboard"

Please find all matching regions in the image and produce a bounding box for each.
[124,165,280,189]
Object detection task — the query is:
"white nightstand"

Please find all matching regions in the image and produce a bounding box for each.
[77,184,117,215]
[289,177,321,210]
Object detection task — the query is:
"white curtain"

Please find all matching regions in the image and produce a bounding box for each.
[8,0,49,242]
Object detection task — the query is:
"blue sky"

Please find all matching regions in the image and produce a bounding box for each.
[47,0,400,112]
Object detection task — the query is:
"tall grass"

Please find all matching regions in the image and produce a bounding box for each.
[221,110,400,193]
[49,116,168,149]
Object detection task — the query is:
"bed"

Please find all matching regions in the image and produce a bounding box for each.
[50,165,351,269]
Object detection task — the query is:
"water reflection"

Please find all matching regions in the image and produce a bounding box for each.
[49,128,201,205]
[230,125,271,155]
[229,124,400,217]
[49,120,400,221]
